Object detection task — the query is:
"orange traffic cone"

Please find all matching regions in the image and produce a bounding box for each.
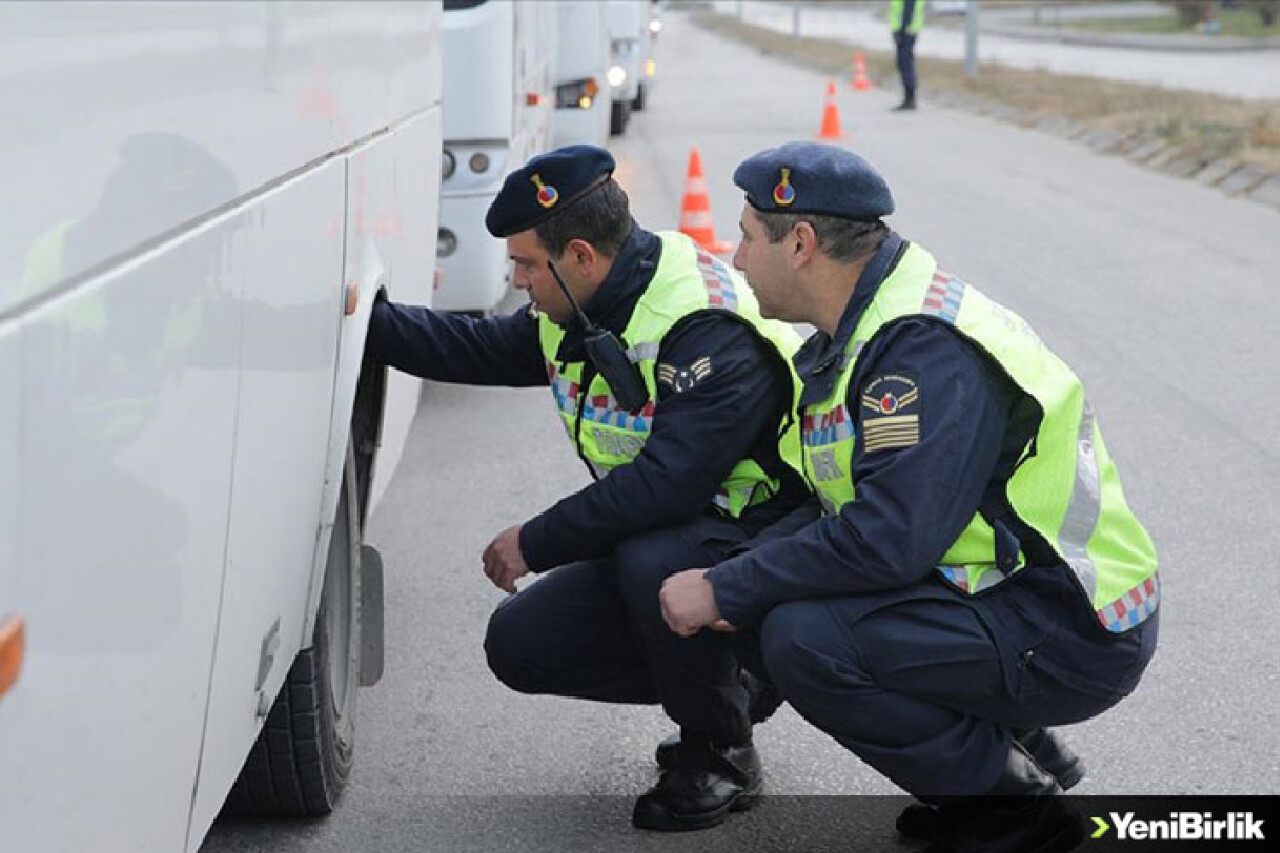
[816,79,845,140]
[678,148,733,254]
[850,53,873,91]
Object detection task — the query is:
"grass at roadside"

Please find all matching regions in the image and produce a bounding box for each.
[1048,10,1280,38]
[690,7,1280,173]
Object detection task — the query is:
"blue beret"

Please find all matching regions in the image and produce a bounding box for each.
[733,142,894,221]
[485,145,616,237]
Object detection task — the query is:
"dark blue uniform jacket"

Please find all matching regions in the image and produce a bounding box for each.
[369,225,807,572]
[708,234,1084,635]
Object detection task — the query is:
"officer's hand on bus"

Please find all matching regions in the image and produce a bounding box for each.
[659,569,736,637]
[482,524,530,594]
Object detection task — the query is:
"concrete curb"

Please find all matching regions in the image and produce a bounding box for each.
[925,87,1280,214]
[1250,175,1280,208]
[967,23,1280,53]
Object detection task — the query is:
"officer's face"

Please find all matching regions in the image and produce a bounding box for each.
[507,230,577,325]
[733,207,791,321]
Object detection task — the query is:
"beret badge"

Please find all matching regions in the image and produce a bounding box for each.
[531,173,559,209]
[772,167,796,207]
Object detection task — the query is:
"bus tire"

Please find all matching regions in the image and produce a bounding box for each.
[631,83,646,112]
[610,100,630,136]
[222,444,362,817]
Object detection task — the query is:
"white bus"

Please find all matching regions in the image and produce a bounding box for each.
[0,3,443,851]
[552,1,612,150]
[606,0,656,136]
[435,0,555,314]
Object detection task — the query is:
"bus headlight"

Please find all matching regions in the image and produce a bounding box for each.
[607,65,627,89]
[649,19,663,35]
[469,152,490,173]
[437,228,457,258]
[442,149,456,179]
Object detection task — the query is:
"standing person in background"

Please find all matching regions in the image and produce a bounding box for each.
[890,0,925,110]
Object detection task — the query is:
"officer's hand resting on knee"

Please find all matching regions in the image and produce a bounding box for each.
[660,568,737,636]
[482,524,530,593]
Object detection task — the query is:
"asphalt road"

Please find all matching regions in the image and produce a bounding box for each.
[711,0,1280,100]
[203,10,1280,853]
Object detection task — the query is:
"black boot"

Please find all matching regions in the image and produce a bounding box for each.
[654,669,783,769]
[893,88,917,111]
[632,739,763,832]
[897,729,1084,841]
[1015,728,1085,790]
[921,743,1085,853]
[896,801,963,841]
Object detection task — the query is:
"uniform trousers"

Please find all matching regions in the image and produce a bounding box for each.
[895,32,918,96]
[484,510,784,746]
[758,563,1158,797]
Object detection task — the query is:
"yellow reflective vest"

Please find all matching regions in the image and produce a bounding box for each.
[802,241,1158,633]
[889,0,926,34]
[538,231,805,517]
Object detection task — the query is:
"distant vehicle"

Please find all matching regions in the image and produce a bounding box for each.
[0,2,443,851]
[649,3,665,38]
[552,0,612,149]
[606,0,656,136]
[437,0,555,314]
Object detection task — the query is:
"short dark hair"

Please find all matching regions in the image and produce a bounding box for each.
[757,212,889,263]
[534,178,633,258]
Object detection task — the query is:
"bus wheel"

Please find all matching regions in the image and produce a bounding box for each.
[610,100,630,136]
[631,83,646,112]
[222,444,362,817]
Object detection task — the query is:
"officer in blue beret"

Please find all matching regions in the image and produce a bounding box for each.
[660,141,1160,853]
[369,145,811,830]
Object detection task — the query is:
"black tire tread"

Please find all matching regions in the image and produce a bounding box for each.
[222,648,334,817]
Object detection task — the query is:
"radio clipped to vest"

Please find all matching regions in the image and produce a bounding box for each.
[547,259,650,414]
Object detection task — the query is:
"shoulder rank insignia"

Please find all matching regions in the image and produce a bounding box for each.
[860,374,920,453]
[772,167,796,207]
[658,357,713,394]
[531,173,559,209]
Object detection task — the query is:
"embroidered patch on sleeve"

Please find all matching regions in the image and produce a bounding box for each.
[657,356,713,393]
[860,374,920,453]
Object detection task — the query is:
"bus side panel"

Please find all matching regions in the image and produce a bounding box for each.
[305,75,445,642]
[435,0,554,314]
[511,0,556,167]
[185,163,346,843]
[434,1,517,314]
[0,330,15,617]
[367,111,444,513]
[186,9,442,840]
[441,2,516,143]
[552,1,612,149]
[0,223,244,852]
[1,2,442,313]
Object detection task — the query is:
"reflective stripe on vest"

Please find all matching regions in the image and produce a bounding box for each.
[538,231,805,518]
[801,243,1159,633]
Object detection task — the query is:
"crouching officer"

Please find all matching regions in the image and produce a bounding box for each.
[660,142,1160,852]
[369,145,809,831]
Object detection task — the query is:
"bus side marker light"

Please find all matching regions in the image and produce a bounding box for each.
[0,614,26,702]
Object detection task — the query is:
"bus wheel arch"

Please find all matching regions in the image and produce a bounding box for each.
[222,359,386,817]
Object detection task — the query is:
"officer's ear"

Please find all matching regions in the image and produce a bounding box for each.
[791,220,820,269]
[564,237,600,279]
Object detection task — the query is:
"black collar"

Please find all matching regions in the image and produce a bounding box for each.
[556,223,660,360]
[795,232,906,405]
